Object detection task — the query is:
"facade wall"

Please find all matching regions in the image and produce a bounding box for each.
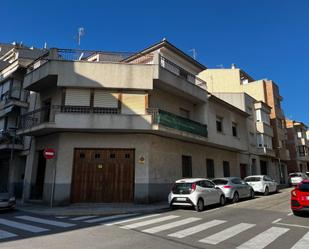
[23,133,244,205]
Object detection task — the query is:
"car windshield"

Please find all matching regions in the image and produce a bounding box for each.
[245,177,261,182]
[213,179,228,185]
[299,182,309,192]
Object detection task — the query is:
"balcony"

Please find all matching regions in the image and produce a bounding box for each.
[147,108,208,138]
[297,137,309,147]
[256,147,276,157]
[0,131,23,150]
[277,148,290,161]
[155,56,207,103]
[256,121,273,137]
[18,106,208,141]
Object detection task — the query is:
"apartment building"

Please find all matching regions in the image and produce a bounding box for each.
[0,43,45,197]
[199,66,289,183]
[213,92,275,178]
[18,40,249,205]
[286,120,309,173]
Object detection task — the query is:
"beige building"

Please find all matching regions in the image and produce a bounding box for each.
[286,120,309,173]
[199,66,289,183]
[213,92,275,178]
[18,40,250,205]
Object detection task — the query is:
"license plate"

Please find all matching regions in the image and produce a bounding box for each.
[177,197,186,201]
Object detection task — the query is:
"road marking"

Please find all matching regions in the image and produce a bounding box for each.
[0,218,48,233]
[275,222,309,229]
[0,229,17,240]
[272,218,282,223]
[142,217,201,234]
[55,216,67,219]
[291,231,309,249]
[105,214,161,226]
[85,214,137,224]
[70,216,98,221]
[120,215,179,230]
[199,223,256,245]
[287,212,293,216]
[168,220,227,238]
[237,227,289,249]
[16,216,75,228]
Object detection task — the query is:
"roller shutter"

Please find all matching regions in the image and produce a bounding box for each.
[93,90,118,108]
[121,93,146,114]
[65,89,91,106]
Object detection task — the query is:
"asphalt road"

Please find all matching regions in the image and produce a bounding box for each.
[0,187,308,249]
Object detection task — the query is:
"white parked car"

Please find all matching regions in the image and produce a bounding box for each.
[244,175,278,195]
[288,172,309,186]
[168,178,226,212]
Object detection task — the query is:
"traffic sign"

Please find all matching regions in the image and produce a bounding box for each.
[43,148,56,159]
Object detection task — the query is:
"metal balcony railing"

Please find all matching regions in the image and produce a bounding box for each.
[20,105,121,129]
[0,131,23,145]
[147,108,208,138]
[27,48,135,73]
[159,56,207,90]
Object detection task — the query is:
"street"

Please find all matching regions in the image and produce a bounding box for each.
[0,187,308,249]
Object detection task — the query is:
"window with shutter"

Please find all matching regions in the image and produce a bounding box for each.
[93,90,118,108]
[65,89,91,106]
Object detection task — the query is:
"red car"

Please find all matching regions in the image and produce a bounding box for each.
[291,180,309,215]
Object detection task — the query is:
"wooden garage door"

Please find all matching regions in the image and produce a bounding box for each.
[71,149,134,203]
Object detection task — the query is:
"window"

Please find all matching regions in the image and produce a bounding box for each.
[179,108,190,119]
[203,180,215,188]
[297,132,302,138]
[277,118,283,129]
[299,146,306,157]
[232,122,237,137]
[94,153,100,159]
[110,153,116,159]
[216,116,223,132]
[223,161,230,177]
[182,155,192,177]
[0,80,11,101]
[206,159,215,178]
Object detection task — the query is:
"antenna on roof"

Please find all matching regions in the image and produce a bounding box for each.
[44,42,48,49]
[189,49,197,60]
[77,27,85,47]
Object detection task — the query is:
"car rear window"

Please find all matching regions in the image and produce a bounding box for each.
[213,179,228,185]
[172,183,194,194]
[299,182,309,192]
[290,173,301,177]
[245,177,261,182]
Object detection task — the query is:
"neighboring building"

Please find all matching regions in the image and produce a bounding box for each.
[0,43,45,196]
[18,40,249,205]
[286,120,309,173]
[199,66,290,184]
[213,92,275,178]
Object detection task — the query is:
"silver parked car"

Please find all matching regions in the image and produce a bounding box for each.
[213,177,255,203]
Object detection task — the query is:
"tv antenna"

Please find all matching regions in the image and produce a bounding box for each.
[189,49,197,60]
[76,27,85,47]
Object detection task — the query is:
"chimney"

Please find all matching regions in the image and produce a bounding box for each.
[231,63,237,69]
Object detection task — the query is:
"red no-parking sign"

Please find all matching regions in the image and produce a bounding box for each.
[43,148,56,159]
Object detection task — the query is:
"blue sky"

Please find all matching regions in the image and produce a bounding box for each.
[2,0,308,125]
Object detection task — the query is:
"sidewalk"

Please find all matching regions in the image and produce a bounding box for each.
[17,201,170,216]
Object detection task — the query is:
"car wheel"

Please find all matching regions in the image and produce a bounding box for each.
[232,192,239,203]
[264,187,269,196]
[219,195,226,206]
[170,205,177,210]
[250,189,255,199]
[195,198,204,212]
[275,186,279,193]
[292,210,301,216]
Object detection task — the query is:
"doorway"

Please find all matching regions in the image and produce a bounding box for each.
[32,150,47,199]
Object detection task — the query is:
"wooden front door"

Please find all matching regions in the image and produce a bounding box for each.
[71,149,135,203]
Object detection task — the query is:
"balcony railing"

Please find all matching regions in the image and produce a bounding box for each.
[20,105,121,129]
[159,56,207,90]
[147,108,208,138]
[0,131,22,145]
[20,106,208,138]
[27,49,135,73]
